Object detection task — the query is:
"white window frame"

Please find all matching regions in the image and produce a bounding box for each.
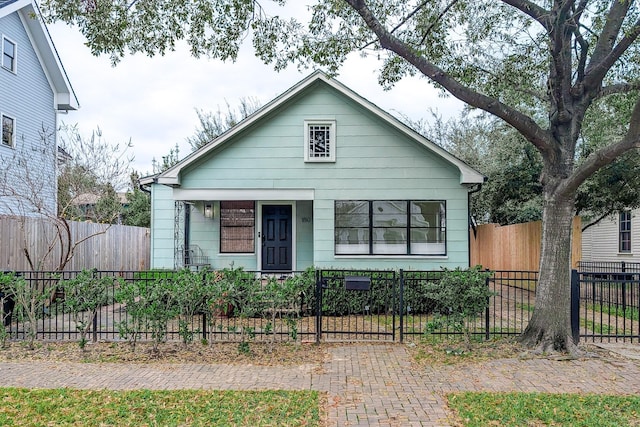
[1,113,16,148]
[2,35,17,73]
[334,200,447,256]
[619,210,632,253]
[304,120,336,162]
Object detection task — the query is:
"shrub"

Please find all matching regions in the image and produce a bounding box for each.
[60,269,115,350]
[424,266,494,350]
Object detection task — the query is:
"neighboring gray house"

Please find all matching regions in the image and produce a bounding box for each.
[582,209,640,263]
[142,71,485,272]
[0,0,78,216]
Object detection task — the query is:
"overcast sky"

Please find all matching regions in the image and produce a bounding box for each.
[47,21,464,176]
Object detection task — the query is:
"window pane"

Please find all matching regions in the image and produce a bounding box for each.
[373,201,407,227]
[335,227,369,254]
[335,201,369,227]
[309,125,331,158]
[373,227,407,254]
[2,115,14,147]
[3,38,15,70]
[619,211,631,253]
[335,201,369,254]
[220,201,255,253]
[410,201,446,255]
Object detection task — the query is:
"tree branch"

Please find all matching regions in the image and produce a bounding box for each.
[584,1,635,89]
[597,82,640,98]
[419,0,459,46]
[500,0,551,31]
[559,95,640,196]
[344,0,553,155]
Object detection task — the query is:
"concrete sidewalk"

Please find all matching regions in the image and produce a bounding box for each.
[1,344,640,426]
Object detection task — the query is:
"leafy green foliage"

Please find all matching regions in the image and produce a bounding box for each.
[424,267,494,349]
[0,272,48,350]
[171,269,209,346]
[59,269,115,349]
[121,172,151,228]
[115,277,179,352]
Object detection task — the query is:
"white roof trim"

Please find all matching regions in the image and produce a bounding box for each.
[2,0,79,111]
[172,188,315,201]
[158,70,484,186]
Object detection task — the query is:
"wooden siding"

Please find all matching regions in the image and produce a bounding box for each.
[581,210,640,262]
[0,215,150,271]
[150,184,175,269]
[152,82,473,270]
[470,217,582,270]
[0,11,58,216]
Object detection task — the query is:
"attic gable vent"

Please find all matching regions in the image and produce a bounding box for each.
[304,120,336,162]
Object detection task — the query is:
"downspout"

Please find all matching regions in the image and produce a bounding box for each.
[467,181,485,267]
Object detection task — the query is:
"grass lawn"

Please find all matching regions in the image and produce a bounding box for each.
[448,391,640,427]
[0,388,321,426]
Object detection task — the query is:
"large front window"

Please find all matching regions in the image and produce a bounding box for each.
[335,200,446,255]
[220,201,255,253]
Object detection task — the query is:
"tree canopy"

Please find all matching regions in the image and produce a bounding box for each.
[43,0,640,353]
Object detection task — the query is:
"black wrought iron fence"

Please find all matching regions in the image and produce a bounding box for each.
[1,267,638,344]
[576,270,640,342]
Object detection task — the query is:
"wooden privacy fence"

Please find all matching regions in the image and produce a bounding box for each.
[471,217,582,271]
[0,215,150,271]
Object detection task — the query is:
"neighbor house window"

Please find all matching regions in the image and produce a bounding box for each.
[1,114,15,147]
[335,200,446,255]
[2,36,16,72]
[619,210,631,253]
[304,120,336,162]
[220,201,255,253]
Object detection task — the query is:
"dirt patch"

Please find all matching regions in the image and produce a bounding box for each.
[0,340,330,366]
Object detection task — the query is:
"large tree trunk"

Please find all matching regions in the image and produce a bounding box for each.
[519,183,578,353]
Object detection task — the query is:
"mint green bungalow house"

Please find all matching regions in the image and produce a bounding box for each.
[142,71,485,272]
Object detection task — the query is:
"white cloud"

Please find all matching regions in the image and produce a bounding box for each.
[48,22,464,175]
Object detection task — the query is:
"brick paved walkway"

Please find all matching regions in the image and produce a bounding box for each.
[1,344,640,426]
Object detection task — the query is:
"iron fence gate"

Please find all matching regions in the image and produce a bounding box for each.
[315,269,397,342]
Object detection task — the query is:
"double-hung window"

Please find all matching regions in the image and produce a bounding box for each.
[335,200,446,255]
[619,210,631,253]
[220,201,255,253]
[1,114,15,147]
[2,36,16,72]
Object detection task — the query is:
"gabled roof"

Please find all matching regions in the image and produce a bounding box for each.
[148,70,484,186]
[1,0,79,111]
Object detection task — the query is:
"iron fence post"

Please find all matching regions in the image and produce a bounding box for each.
[622,262,627,314]
[571,269,580,344]
[399,270,404,343]
[315,269,322,344]
[485,272,491,341]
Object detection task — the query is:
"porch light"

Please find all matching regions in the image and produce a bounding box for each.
[204,203,213,219]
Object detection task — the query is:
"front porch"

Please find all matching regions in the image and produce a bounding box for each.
[171,199,314,272]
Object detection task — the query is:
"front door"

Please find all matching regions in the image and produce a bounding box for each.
[261,205,292,271]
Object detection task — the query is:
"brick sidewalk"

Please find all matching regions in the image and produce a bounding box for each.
[1,344,640,426]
